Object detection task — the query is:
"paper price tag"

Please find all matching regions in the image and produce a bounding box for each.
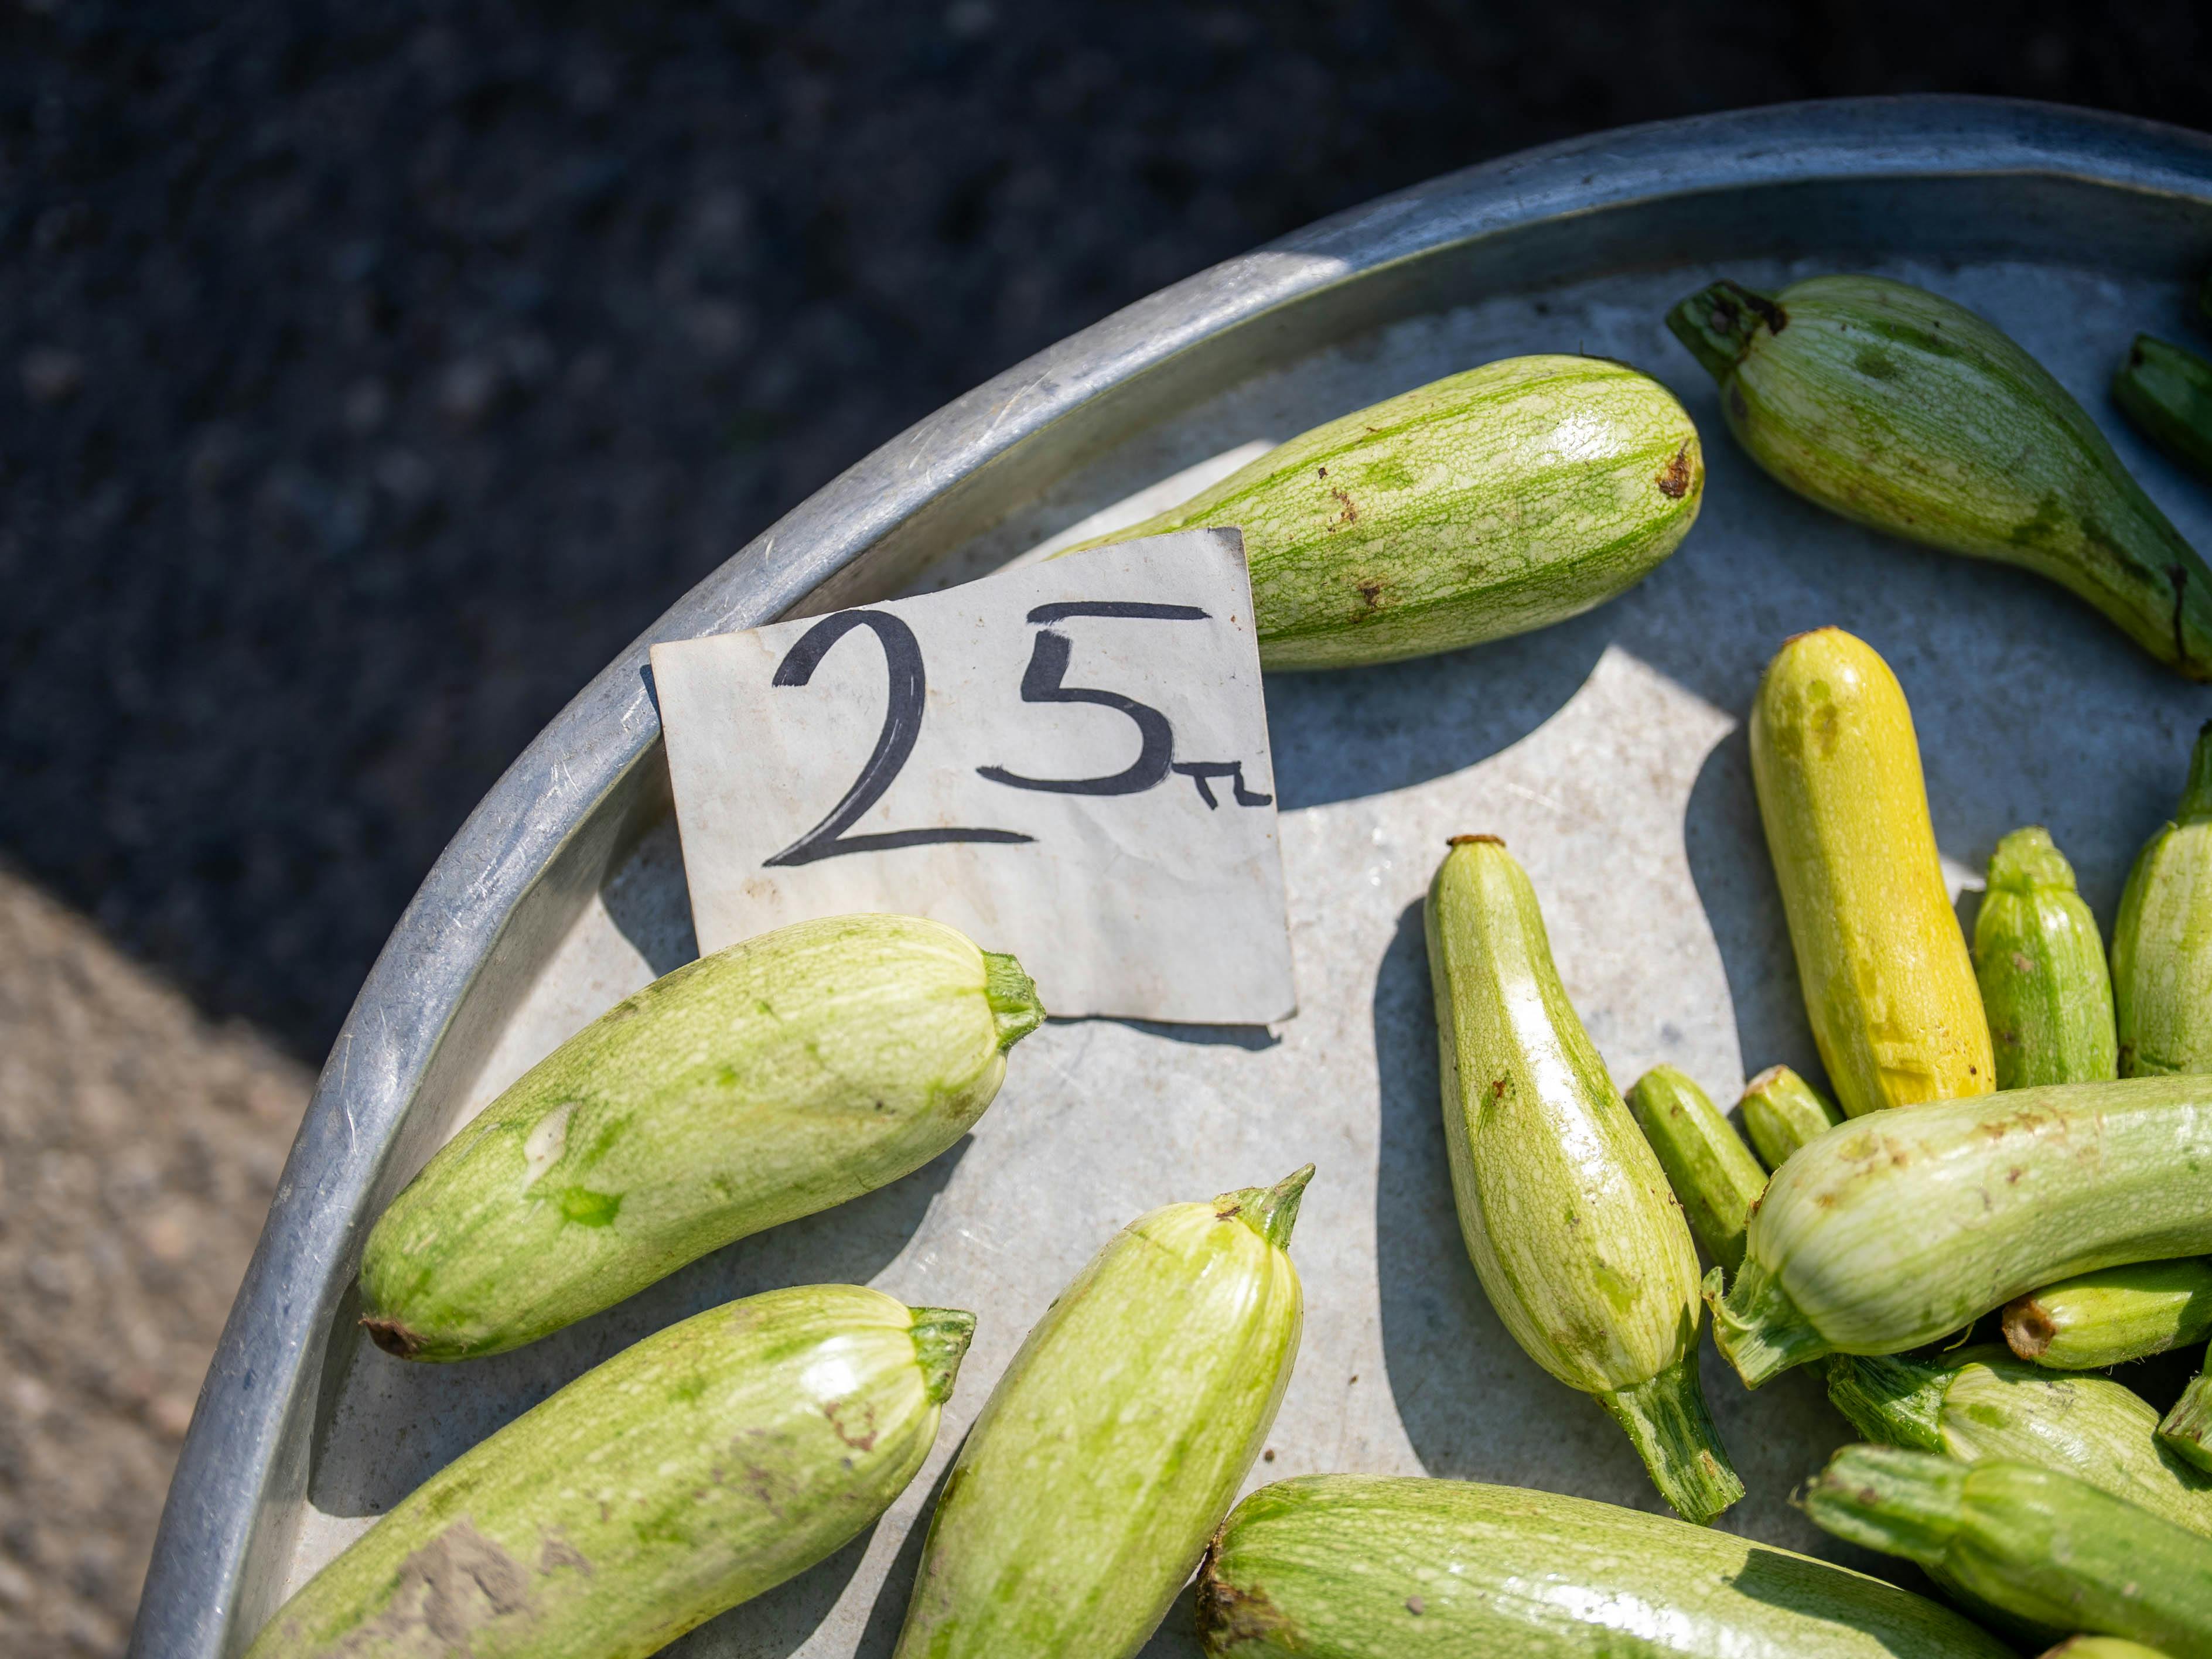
[650,531,1296,1023]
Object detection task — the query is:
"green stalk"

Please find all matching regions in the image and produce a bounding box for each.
[2114,334,2212,482]
[2160,1344,2212,1475]
[1822,1345,2212,1536]
[1974,827,2118,1088]
[1738,1064,1842,1170]
[2113,723,2212,1077]
[2003,1258,2212,1369]
[1799,1446,2212,1656]
[1626,1065,1767,1272]
[1667,274,2212,678]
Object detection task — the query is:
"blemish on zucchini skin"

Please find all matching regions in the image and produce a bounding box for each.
[557,1188,622,1227]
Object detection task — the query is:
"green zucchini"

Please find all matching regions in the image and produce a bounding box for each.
[2040,1641,2176,1659]
[2113,722,2212,1077]
[893,1167,1309,1659]
[1670,274,2212,677]
[1739,1064,1842,1170]
[1625,1064,1767,1273]
[1823,1346,2212,1537]
[361,913,1043,1360]
[1426,836,1741,1523]
[1194,1474,2012,1659]
[2003,1258,2212,1370]
[1751,629,1995,1117]
[1974,826,2118,1088]
[1800,1446,2212,1658]
[1706,1076,2212,1387]
[245,1285,971,1659]
[1068,354,1703,669]
[2162,1346,2212,1474]
[2115,334,2212,482]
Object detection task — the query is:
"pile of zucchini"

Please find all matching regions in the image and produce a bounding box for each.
[243,270,2212,1659]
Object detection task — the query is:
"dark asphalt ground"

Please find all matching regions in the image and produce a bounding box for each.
[6,2,2210,1061]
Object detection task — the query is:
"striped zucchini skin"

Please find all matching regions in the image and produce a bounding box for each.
[245,1286,970,1659]
[1802,1449,2212,1658]
[360,914,1042,1360]
[892,1170,1308,1659]
[1426,838,1740,1524]
[1739,1064,1842,1170]
[1707,1076,2212,1386]
[1195,1474,2011,1659]
[1974,828,2118,1088]
[1668,275,2212,678]
[2004,1258,2212,1370]
[1824,1346,2212,1538]
[1750,629,1995,1118]
[2112,723,2212,1078]
[1071,355,1702,670]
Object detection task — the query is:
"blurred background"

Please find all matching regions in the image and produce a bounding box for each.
[3,2,2207,1651]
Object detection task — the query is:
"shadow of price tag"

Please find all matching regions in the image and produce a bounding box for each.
[650,530,1296,1023]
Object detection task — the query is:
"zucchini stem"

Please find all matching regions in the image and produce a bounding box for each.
[2157,1343,2212,1473]
[1221,1165,1315,1253]
[910,1307,978,1405]
[1706,1260,1831,1387]
[1598,1353,1745,1525]
[982,951,1047,1050]
[1665,279,1784,382]
[1823,1353,1951,1452]
[1796,1444,1968,1565]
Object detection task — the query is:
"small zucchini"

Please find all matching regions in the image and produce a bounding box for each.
[1625,1064,1767,1273]
[2115,334,2212,482]
[1974,826,2119,1088]
[2003,1257,2212,1370]
[1706,1076,2212,1387]
[244,1286,971,1659]
[1800,1446,2212,1658]
[893,1167,1309,1659]
[2163,1346,2212,1474]
[1823,1345,2212,1537]
[1750,629,1994,1117]
[1668,275,2212,678]
[1194,1473,2012,1659]
[361,914,1042,1360]
[1739,1064,1842,1170]
[1427,837,1740,1523]
[2113,722,2212,1077]
[1070,355,1703,669]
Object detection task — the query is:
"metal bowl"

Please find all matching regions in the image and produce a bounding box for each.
[135,97,2212,1659]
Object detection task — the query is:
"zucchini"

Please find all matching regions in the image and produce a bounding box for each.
[2115,334,2212,483]
[245,1285,971,1659]
[2003,1257,2212,1370]
[1706,1076,2212,1386]
[2112,722,2212,1077]
[1668,275,2212,678]
[361,914,1042,1360]
[1625,1064,1766,1272]
[1426,837,1740,1523]
[1739,1064,1842,1170]
[893,1167,1308,1659]
[1194,1473,2011,1659]
[1823,1345,2212,1537]
[1801,1446,2212,1657]
[1070,355,1703,669]
[2040,1643,2176,1659]
[1750,629,1994,1118]
[2162,1347,2212,1475]
[1974,827,2118,1088]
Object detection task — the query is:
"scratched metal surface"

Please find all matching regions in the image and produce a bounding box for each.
[135,100,2212,1659]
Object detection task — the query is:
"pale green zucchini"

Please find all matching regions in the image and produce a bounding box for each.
[1750,628,1994,1117]
[1194,1473,2011,1659]
[1668,275,2212,677]
[1625,1064,1766,1273]
[893,1168,1309,1659]
[1739,1064,1842,1170]
[1706,1076,2212,1387]
[1823,1345,2212,1537]
[1426,836,1740,1523]
[2113,722,2212,1077]
[2003,1258,2212,1370]
[360,914,1042,1360]
[1068,354,1703,669]
[1801,1447,2212,1658]
[245,1285,970,1659]
[1974,827,2118,1088]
